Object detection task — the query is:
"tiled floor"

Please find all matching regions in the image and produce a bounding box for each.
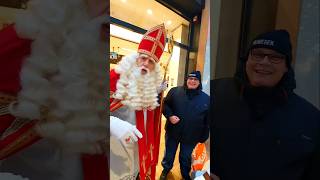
[155,118,210,180]
[156,118,183,180]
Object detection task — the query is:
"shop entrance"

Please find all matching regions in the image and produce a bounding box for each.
[110,0,193,179]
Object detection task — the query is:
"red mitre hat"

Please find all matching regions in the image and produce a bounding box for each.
[137,24,166,63]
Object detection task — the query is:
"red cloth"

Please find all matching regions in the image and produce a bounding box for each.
[0,119,40,160]
[109,69,119,93]
[0,24,32,134]
[109,69,162,180]
[109,69,123,111]
[82,154,109,180]
[0,114,15,135]
[0,24,31,142]
[0,24,32,95]
[0,24,40,160]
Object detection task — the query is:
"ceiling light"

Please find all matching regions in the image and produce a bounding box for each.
[147,9,153,15]
[121,0,127,2]
[166,20,172,25]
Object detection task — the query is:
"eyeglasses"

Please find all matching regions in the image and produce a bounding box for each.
[250,50,286,64]
[188,77,199,81]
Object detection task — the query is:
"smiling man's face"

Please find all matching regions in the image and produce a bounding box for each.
[246,48,288,87]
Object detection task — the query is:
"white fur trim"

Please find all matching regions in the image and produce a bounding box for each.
[9,100,40,119]
[13,0,107,153]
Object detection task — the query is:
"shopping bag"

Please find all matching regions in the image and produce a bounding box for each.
[191,143,208,171]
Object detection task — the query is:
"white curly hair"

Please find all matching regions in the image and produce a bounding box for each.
[9,0,107,154]
[113,53,162,110]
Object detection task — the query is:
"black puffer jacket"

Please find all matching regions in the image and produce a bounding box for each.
[211,59,320,180]
[163,86,210,144]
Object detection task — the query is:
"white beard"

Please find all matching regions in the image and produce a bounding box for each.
[10,0,108,154]
[114,53,162,110]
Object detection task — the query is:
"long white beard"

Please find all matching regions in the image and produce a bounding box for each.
[10,0,107,154]
[114,53,162,110]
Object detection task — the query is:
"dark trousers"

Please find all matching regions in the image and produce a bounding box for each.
[161,134,196,180]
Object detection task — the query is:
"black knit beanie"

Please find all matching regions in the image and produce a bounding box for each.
[249,29,292,67]
[235,29,296,92]
[186,71,202,90]
[188,71,201,81]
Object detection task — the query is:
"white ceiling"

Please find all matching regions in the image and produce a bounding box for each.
[110,0,189,33]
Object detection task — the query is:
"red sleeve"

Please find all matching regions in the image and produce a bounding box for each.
[0,24,32,95]
[109,69,120,93]
[0,25,40,160]
[82,154,108,180]
[0,120,40,160]
[109,69,124,111]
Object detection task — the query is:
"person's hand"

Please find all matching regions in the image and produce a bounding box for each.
[202,172,211,180]
[110,116,142,145]
[169,115,180,124]
[211,173,220,180]
[157,81,168,93]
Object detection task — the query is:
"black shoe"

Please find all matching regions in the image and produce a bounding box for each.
[182,176,191,180]
[159,170,168,180]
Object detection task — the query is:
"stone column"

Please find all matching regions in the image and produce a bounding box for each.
[294,0,320,108]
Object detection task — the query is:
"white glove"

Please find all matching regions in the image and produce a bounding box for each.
[157,81,168,93]
[110,116,143,145]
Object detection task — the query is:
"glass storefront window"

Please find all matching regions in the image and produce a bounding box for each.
[110,0,191,88]
[110,0,190,45]
[110,24,143,43]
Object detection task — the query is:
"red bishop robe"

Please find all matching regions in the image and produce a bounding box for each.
[109,69,162,180]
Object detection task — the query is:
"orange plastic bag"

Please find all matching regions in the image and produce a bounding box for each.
[191,143,208,171]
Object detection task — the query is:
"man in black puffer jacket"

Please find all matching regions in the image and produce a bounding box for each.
[160,71,210,180]
[210,30,320,180]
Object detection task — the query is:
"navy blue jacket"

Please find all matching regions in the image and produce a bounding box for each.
[163,86,210,144]
[211,78,320,180]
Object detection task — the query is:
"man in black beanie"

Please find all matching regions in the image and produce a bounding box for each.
[160,71,210,180]
[210,30,320,180]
